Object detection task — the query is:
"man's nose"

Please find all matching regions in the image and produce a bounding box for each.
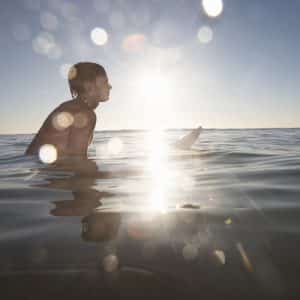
[109,84,112,90]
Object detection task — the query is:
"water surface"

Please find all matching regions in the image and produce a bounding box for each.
[1,129,300,299]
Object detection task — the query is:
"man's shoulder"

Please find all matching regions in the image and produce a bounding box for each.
[58,99,80,111]
[58,100,96,128]
[55,100,96,119]
[40,100,95,132]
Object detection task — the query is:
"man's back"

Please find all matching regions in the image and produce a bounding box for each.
[25,99,96,157]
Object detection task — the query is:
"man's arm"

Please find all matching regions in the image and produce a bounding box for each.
[25,106,68,155]
[66,110,96,156]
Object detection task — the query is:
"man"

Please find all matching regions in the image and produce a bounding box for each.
[25,62,112,159]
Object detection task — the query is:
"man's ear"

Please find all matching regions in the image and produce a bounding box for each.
[83,81,93,91]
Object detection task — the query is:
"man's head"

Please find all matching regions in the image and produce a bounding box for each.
[68,62,112,108]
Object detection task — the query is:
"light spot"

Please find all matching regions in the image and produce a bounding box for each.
[90,27,108,46]
[68,65,77,80]
[32,32,56,55]
[182,243,198,261]
[60,64,77,80]
[103,254,119,272]
[40,11,59,31]
[73,112,88,128]
[59,64,72,79]
[12,23,31,41]
[236,242,253,272]
[224,218,232,225]
[39,144,57,164]
[47,43,62,60]
[197,26,213,44]
[52,112,74,130]
[202,0,223,18]
[214,249,226,265]
[122,34,147,53]
[107,138,123,155]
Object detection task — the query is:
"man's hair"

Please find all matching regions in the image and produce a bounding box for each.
[68,62,107,98]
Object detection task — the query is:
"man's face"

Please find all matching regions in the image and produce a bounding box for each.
[84,75,112,103]
[96,75,112,102]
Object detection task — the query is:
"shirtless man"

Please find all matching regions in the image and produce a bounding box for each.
[25,62,112,158]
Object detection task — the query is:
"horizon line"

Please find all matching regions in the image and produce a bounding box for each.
[1,126,300,136]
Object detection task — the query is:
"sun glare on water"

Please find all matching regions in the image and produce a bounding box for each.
[135,67,180,212]
[145,129,172,213]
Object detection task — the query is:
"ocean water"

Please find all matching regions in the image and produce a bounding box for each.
[1,128,300,299]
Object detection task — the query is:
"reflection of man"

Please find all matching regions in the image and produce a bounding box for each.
[25,62,112,157]
[38,159,104,216]
[81,212,121,242]
[35,158,121,242]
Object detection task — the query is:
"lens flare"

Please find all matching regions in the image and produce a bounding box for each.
[59,64,72,79]
[197,26,213,44]
[32,32,55,55]
[52,112,74,130]
[39,144,57,164]
[214,249,226,265]
[47,44,62,60]
[224,218,232,225]
[202,0,223,17]
[236,242,253,272]
[32,31,61,59]
[122,34,147,53]
[103,254,118,272]
[90,27,108,46]
[60,64,77,80]
[68,65,77,80]
[182,243,198,261]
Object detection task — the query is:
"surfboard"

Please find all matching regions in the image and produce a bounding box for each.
[173,126,202,150]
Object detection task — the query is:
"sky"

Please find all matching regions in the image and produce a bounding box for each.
[1,0,300,134]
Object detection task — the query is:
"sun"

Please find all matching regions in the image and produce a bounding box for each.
[139,70,170,99]
[137,69,173,130]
